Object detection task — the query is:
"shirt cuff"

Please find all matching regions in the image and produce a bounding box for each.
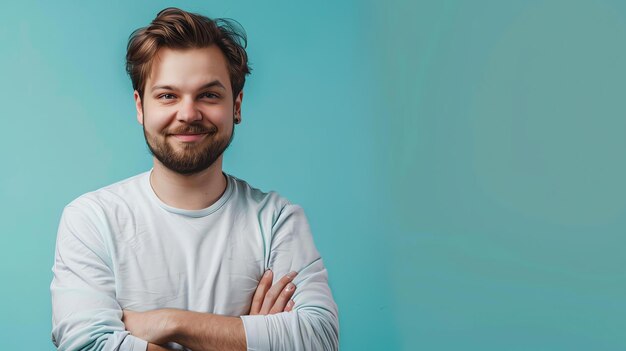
[240,315,270,351]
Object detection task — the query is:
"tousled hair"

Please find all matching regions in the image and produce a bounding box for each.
[126,7,251,98]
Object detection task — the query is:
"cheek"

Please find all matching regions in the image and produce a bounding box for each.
[143,105,174,132]
[204,106,233,126]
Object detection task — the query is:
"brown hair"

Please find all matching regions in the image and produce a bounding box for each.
[126,7,251,99]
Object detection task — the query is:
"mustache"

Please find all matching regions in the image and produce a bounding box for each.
[166,123,217,135]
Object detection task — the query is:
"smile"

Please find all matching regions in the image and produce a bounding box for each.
[171,133,208,142]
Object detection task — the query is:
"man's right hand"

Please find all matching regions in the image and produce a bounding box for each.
[249,270,298,315]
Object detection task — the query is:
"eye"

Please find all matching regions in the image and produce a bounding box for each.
[158,93,176,100]
[200,92,220,99]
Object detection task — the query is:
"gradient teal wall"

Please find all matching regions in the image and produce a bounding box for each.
[1,1,624,350]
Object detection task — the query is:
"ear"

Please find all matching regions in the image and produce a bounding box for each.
[134,90,144,125]
[234,90,243,122]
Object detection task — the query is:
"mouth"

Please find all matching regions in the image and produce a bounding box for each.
[171,133,209,142]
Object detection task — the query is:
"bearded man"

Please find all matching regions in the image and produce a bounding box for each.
[50,7,339,351]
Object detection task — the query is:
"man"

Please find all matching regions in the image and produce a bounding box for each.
[50,7,339,351]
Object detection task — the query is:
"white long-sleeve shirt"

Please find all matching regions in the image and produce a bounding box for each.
[50,170,339,351]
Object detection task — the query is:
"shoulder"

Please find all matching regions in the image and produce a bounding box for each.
[227,173,291,209]
[63,171,148,218]
[226,173,306,226]
[58,172,149,248]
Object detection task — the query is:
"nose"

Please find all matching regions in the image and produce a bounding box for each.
[177,96,202,123]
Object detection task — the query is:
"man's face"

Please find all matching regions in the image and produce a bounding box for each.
[134,46,242,175]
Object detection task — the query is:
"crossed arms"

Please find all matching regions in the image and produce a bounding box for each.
[122,270,298,351]
[51,201,339,351]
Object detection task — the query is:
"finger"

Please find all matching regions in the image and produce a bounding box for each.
[269,282,296,314]
[250,270,273,315]
[259,271,297,314]
[284,299,295,312]
[260,271,298,314]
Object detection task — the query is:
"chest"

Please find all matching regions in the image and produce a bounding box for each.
[111,213,267,315]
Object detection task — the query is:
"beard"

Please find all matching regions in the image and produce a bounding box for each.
[143,121,235,175]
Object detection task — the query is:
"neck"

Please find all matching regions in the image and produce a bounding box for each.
[149,156,227,210]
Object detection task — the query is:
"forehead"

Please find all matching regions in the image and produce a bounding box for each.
[147,46,231,91]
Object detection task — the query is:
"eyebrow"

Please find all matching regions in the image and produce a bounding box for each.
[151,80,226,92]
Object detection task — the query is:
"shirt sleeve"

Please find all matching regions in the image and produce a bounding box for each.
[50,202,148,351]
[240,204,339,351]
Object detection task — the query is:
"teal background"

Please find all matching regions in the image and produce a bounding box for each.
[1,0,625,350]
